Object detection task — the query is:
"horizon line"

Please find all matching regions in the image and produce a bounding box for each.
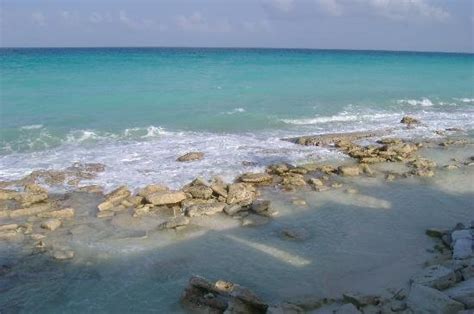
[1,45,473,55]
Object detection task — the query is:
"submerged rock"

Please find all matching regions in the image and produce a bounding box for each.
[239,172,273,184]
[41,219,62,231]
[137,184,169,198]
[338,165,360,177]
[444,278,474,309]
[158,216,190,230]
[226,183,256,206]
[176,152,204,162]
[411,265,458,290]
[97,186,131,211]
[52,250,75,260]
[400,116,420,126]
[38,208,75,219]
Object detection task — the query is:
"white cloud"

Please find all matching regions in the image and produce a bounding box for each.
[316,0,343,16]
[176,11,232,33]
[362,0,450,21]
[242,19,272,32]
[118,10,163,30]
[266,0,295,12]
[31,11,46,26]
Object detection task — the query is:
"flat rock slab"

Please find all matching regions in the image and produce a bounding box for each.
[146,191,186,205]
[284,131,381,146]
[186,203,226,217]
[407,284,465,314]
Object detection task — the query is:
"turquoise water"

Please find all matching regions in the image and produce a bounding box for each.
[0,48,473,188]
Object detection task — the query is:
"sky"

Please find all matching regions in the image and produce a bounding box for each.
[0,0,473,52]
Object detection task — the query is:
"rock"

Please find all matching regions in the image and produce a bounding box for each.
[158,216,190,229]
[77,185,103,193]
[97,186,131,211]
[390,300,407,312]
[250,200,271,213]
[19,191,48,207]
[176,152,204,162]
[444,278,474,308]
[426,228,448,239]
[146,191,186,206]
[241,214,270,227]
[97,211,115,218]
[335,303,361,314]
[239,173,273,184]
[268,163,292,175]
[400,116,420,126]
[291,199,307,206]
[407,284,464,313]
[52,250,75,260]
[0,189,19,201]
[41,219,62,231]
[452,230,473,260]
[460,259,474,279]
[38,208,75,219]
[342,292,380,307]
[210,183,228,198]
[227,183,256,205]
[345,188,358,194]
[282,173,307,186]
[267,303,304,314]
[308,178,324,187]
[280,228,309,241]
[186,203,226,217]
[224,204,244,216]
[411,265,458,290]
[359,164,374,176]
[185,185,213,199]
[9,203,52,218]
[338,165,360,177]
[137,184,168,197]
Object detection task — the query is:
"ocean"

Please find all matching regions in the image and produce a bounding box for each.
[1,48,473,189]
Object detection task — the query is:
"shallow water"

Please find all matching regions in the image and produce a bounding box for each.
[1,146,472,313]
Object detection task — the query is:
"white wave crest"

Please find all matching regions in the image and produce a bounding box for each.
[454,98,474,103]
[397,98,434,107]
[280,112,399,125]
[224,108,246,115]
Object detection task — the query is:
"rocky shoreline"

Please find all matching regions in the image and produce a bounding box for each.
[0,116,473,313]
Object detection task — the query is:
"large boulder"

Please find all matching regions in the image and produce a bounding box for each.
[145,191,186,206]
[177,152,204,162]
[137,184,169,198]
[185,185,213,199]
[445,278,474,308]
[411,265,458,290]
[407,284,465,313]
[452,230,473,260]
[226,183,256,206]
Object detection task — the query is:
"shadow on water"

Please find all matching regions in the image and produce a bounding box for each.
[0,171,473,313]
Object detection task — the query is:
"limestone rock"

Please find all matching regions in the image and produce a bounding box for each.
[137,184,168,197]
[226,183,256,205]
[308,178,324,187]
[241,214,270,227]
[407,284,464,313]
[185,185,213,199]
[401,116,420,126]
[146,191,186,206]
[98,186,131,211]
[9,203,52,218]
[41,219,62,231]
[186,203,225,217]
[176,152,204,162]
[239,173,273,184]
[338,165,360,177]
[158,216,190,229]
[224,204,244,216]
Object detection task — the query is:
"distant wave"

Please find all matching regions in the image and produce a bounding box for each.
[224,108,246,115]
[280,112,400,125]
[454,98,474,103]
[20,124,44,130]
[397,98,434,107]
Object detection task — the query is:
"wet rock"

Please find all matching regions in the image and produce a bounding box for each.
[241,214,270,227]
[181,276,267,313]
[338,165,360,177]
[77,185,103,193]
[146,191,186,206]
[359,164,374,176]
[0,189,19,201]
[426,228,449,239]
[400,116,420,126]
[407,284,464,314]
[41,219,62,231]
[286,131,378,147]
[291,199,307,206]
[177,152,204,162]
[335,303,361,314]
[280,227,309,241]
[224,204,244,216]
[342,292,380,307]
[210,182,228,198]
[452,230,473,260]
[38,208,75,219]
[268,163,293,175]
[97,211,115,219]
[226,183,256,206]
[411,265,458,290]
[345,188,358,194]
[250,200,271,213]
[137,184,169,197]
[267,303,304,314]
[158,216,190,229]
[239,173,273,184]
[52,250,75,260]
[186,202,225,217]
[444,278,474,308]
